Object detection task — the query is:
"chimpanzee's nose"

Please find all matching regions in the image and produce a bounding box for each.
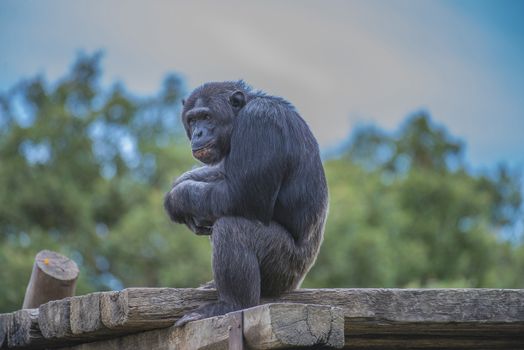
[191,126,212,151]
[195,129,203,138]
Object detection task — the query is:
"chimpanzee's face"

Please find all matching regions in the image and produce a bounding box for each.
[181,84,246,165]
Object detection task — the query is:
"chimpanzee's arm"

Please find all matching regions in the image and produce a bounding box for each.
[172,164,224,187]
[164,98,287,225]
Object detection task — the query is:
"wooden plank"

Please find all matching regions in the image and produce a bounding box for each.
[60,303,343,350]
[342,335,524,349]
[0,313,12,348]
[95,288,524,349]
[99,288,217,330]
[97,288,524,331]
[344,319,524,336]
[69,292,115,339]
[37,298,87,348]
[61,313,231,350]
[274,289,524,349]
[272,288,524,323]
[228,311,244,350]
[38,298,73,339]
[243,303,344,349]
[6,288,524,349]
[7,309,48,348]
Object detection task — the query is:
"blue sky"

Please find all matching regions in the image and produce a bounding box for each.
[1,0,523,172]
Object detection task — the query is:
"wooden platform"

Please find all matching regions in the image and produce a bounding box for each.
[1,288,523,349]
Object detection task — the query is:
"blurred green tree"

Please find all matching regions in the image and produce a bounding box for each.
[0,53,212,311]
[305,113,523,289]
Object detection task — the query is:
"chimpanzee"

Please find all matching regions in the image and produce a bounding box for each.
[164,81,328,326]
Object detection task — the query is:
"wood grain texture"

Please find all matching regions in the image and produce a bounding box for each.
[100,288,217,330]
[62,313,231,350]
[7,309,47,348]
[94,288,524,349]
[38,298,72,339]
[228,311,244,350]
[61,303,343,350]
[242,303,344,349]
[37,298,87,348]
[97,288,524,329]
[273,288,524,349]
[69,292,114,339]
[0,313,12,348]
[4,288,523,349]
[271,288,524,323]
[341,335,524,349]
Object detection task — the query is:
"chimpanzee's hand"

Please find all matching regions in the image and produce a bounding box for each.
[185,217,213,236]
[164,180,215,235]
[171,171,195,188]
[163,181,190,223]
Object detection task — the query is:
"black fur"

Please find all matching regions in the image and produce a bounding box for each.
[164,81,328,326]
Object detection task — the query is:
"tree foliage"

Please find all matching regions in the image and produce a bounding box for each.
[0,53,211,311]
[306,114,523,289]
[0,55,522,311]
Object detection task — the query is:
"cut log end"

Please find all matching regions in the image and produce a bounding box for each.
[35,250,79,281]
[22,250,79,309]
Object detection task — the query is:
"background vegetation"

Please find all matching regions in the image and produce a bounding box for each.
[1,54,522,312]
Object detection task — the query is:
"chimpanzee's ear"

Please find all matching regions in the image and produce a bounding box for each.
[181,99,186,106]
[229,91,246,108]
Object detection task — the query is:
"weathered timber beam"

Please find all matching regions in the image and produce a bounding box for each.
[273,288,524,323]
[24,292,130,348]
[38,298,73,340]
[275,288,524,348]
[60,312,228,350]
[96,288,524,349]
[7,309,49,349]
[6,288,524,349]
[100,288,217,330]
[69,292,118,339]
[60,303,344,350]
[37,297,89,347]
[243,303,344,348]
[98,288,524,330]
[228,311,243,350]
[341,334,524,349]
[0,313,12,348]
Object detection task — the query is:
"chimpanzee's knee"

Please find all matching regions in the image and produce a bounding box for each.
[212,216,260,248]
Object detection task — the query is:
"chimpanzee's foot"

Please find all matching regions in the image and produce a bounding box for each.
[174,311,204,327]
[174,301,238,327]
[197,280,216,289]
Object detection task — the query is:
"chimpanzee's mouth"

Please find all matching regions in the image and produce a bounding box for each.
[192,143,214,160]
